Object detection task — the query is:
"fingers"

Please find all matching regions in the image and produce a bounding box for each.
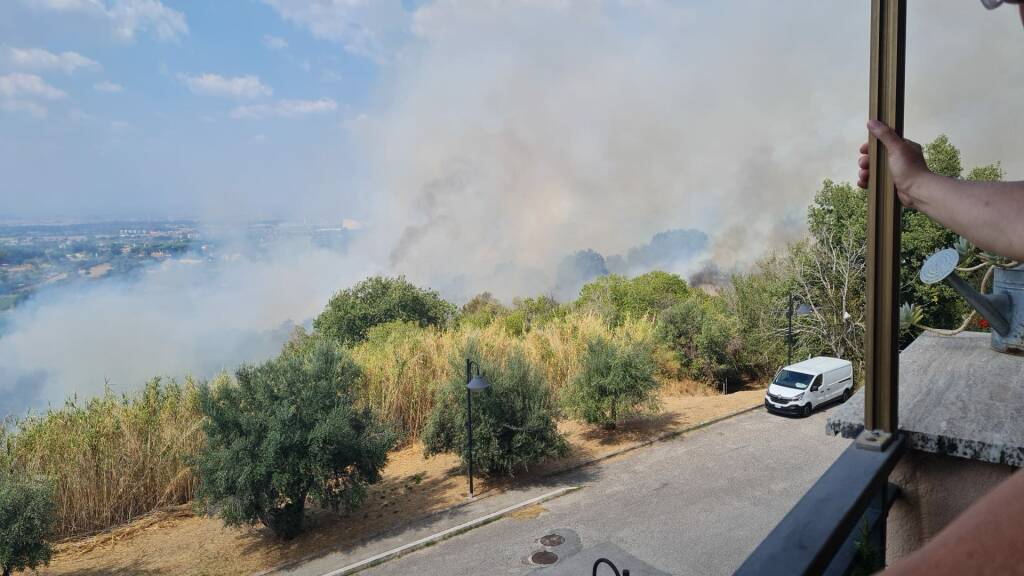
[867,119,903,149]
[858,169,869,189]
[857,143,870,188]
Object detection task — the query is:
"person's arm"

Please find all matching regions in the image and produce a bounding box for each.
[858,120,1024,262]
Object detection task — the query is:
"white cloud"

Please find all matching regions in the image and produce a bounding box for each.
[230,98,337,119]
[0,73,67,119]
[93,80,123,93]
[7,47,101,74]
[31,0,104,11]
[182,73,272,99]
[260,0,408,60]
[262,34,288,50]
[0,73,67,100]
[0,99,49,119]
[25,0,188,42]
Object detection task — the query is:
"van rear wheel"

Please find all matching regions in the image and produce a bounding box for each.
[842,388,851,403]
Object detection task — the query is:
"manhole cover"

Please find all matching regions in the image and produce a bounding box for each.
[530,550,559,565]
[540,534,564,547]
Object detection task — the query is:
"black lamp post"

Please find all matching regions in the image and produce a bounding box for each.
[787,294,812,365]
[465,358,490,498]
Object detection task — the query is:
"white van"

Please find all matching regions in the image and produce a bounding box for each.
[764,356,854,417]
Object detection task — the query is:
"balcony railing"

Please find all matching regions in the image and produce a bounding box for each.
[738,0,908,573]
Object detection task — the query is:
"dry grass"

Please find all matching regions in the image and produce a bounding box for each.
[5,378,203,538]
[350,312,663,439]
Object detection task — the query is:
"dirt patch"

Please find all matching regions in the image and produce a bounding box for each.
[42,389,764,576]
[508,504,547,520]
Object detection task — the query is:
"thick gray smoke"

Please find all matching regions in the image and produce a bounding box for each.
[348,1,873,301]
[349,1,1022,300]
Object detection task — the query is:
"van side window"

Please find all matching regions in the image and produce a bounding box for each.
[811,374,823,391]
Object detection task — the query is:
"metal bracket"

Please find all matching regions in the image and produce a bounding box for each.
[855,429,894,452]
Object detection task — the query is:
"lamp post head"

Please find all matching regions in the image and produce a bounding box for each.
[796,303,813,315]
[467,374,490,391]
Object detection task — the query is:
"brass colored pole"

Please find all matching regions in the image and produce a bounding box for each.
[864,0,905,434]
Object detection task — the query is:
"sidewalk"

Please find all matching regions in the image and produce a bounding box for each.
[272,478,584,576]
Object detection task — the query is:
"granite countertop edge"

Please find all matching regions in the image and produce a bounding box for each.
[826,417,1024,468]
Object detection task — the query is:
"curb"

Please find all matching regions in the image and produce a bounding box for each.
[319,486,581,576]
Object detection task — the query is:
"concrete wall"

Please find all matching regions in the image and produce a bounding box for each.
[886,450,1017,564]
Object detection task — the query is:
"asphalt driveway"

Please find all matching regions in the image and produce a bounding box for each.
[361,406,848,576]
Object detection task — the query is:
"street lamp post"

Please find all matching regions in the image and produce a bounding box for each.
[465,358,490,498]
[787,294,812,365]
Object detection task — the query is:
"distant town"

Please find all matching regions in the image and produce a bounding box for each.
[0,219,356,327]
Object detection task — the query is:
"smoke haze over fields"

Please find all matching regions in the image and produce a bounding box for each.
[1,1,1022,415]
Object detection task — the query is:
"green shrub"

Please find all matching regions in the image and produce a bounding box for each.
[658,295,742,385]
[727,254,792,379]
[0,474,55,576]
[577,271,690,325]
[314,276,457,346]
[421,346,567,476]
[458,292,508,328]
[195,338,396,539]
[561,336,660,429]
[498,296,565,336]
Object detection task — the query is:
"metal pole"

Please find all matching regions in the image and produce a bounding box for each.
[466,358,474,497]
[787,294,794,366]
[863,0,905,441]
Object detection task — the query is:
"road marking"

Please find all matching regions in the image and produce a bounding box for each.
[319,485,581,576]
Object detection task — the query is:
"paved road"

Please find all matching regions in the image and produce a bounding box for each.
[362,406,849,576]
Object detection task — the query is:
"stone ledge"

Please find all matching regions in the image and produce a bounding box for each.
[827,332,1024,467]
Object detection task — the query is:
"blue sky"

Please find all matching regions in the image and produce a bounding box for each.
[0,0,394,221]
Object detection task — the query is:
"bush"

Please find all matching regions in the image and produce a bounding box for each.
[314,276,457,346]
[0,474,55,576]
[502,296,565,336]
[458,292,508,328]
[658,295,742,385]
[561,336,660,429]
[195,338,396,539]
[727,253,792,379]
[421,346,567,477]
[577,271,690,325]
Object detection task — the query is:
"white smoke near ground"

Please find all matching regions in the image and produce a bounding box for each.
[0,238,375,416]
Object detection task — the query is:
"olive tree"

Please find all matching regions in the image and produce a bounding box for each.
[314,276,456,346]
[561,336,660,429]
[195,338,396,539]
[422,346,567,477]
[0,475,55,576]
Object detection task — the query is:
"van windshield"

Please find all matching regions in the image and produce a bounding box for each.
[773,370,814,390]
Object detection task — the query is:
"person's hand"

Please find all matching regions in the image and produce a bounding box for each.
[857,120,930,208]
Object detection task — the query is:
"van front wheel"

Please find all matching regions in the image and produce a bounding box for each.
[802,403,812,417]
